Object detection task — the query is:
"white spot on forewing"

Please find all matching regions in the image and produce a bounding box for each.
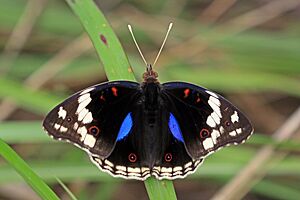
[73,122,79,130]
[54,123,60,130]
[60,126,68,132]
[80,87,94,95]
[220,126,225,134]
[78,93,90,103]
[211,112,220,124]
[83,134,96,147]
[78,108,89,121]
[229,131,236,136]
[210,96,221,106]
[82,112,93,124]
[208,98,222,117]
[76,96,92,114]
[211,129,220,144]
[206,115,216,127]
[77,126,87,141]
[58,107,67,119]
[237,128,242,134]
[203,138,214,150]
[206,90,218,98]
[231,111,239,123]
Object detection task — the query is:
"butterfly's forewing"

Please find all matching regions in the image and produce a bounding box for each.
[43,81,141,158]
[161,82,253,159]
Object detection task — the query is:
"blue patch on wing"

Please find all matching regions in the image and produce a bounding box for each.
[116,112,133,141]
[168,113,184,142]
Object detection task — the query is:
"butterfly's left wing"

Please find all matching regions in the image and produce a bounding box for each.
[161,82,253,159]
[43,81,141,158]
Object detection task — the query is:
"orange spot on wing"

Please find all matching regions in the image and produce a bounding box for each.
[111,87,118,96]
[184,89,190,98]
[196,97,201,103]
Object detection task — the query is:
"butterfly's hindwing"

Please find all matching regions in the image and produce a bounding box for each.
[162,82,253,159]
[151,129,204,179]
[90,137,204,181]
[90,98,204,180]
[90,107,151,180]
[43,81,141,157]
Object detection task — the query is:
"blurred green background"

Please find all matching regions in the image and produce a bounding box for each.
[0,0,300,199]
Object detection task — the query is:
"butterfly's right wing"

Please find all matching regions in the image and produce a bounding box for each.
[161,82,253,159]
[43,81,141,158]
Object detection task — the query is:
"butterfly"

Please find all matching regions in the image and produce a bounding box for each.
[43,63,253,181]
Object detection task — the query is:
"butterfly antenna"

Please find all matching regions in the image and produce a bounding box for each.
[128,24,148,66]
[153,22,173,67]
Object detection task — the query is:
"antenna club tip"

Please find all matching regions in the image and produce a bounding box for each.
[169,22,173,28]
[128,24,132,30]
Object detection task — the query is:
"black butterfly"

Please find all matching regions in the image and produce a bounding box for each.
[43,64,253,180]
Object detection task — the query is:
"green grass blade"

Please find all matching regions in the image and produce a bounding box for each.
[253,180,300,200]
[65,0,176,199]
[145,177,177,200]
[65,0,135,81]
[56,177,78,200]
[0,138,60,200]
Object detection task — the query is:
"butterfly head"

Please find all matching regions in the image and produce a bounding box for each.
[143,64,158,83]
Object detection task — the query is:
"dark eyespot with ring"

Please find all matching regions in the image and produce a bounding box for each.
[200,129,210,138]
[225,120,231,127]
[128,153,137,163]
[88,126,100,137]
[66,116,72,122]
[164,153,172,162]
